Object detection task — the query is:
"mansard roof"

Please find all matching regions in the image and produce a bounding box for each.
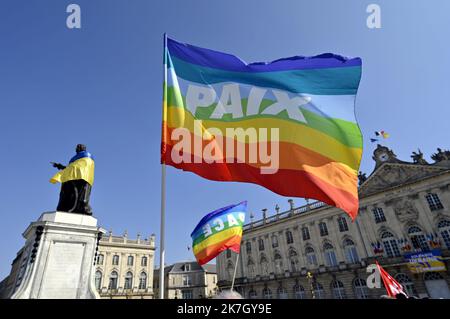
[358,145,450,197]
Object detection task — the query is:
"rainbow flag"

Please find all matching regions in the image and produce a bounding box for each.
[162,36,363,220]
[191,202,246,265]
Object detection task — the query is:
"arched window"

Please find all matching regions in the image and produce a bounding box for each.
[108,271,118,290]
[337,217,349,232]
[286,231,294,244]
[319,222,328,236]
[331,280,345,299]
[271,235,279,248]
[289,249,299,272]
[425,193,444,211]
[277,286,288,299]
[305,246,317,266]
[344,238,359,263]
[112,255,119,266]
[354,278,368,299]
[293,284,305,299]
[381,231,401,257]
[141,256,148,267]
[408,226,429,251]
[124,271,133,289]
[323,242,338,267]
[248,289,257,299]
[395,273,416,297]
[96,254,104,265]
[274,253,283,274]
[246,241,252,254]
[262,287,272,299]
[139,272,147,290]
[312,281,324,299]
[95,270,102,290]
[438,220,450,249]
[127,255,134,266]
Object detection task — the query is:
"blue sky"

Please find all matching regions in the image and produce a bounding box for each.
[1,0,449,279]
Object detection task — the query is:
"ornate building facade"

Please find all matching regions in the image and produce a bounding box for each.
[153,261,218,299]
[217,145,450,299]
[95,231,156,299]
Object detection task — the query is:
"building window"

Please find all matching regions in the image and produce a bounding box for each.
[95,270,102,290]
[141,256,148,267]
[246,242,252,254]
[248,289,257,299]
[127,256,134,266]
[286,231,294,244]
[312,282,324,299]
[293,284,305,299]
[344,238,359,263]
[337,217,349,232]
[247,258,255,277]
[124,271,133,289]
[373,207,386,223]
[319,222,328,236]
[108,271,118,290]
[182,275,191,286]
[354,278,368,299]
[426,193,444,211]
[226,249,231,258]
[258,238,265,251]
[277,286,288,299]
[112,255,119,266]
[139,272,147,290]
[182,290,193,299]
[183,263,191,272]
[305,246,317,267]
[424,272,444,281]
[302,227,310,240]
[323,243,338,267]
[395,273,416,297]
[96,254,104,265]
[331,280,346,299]
[408,226,429,251]
[381,231,401,257]
[262,288,272,299]
[271,235,279,248]
[438,220,450,249]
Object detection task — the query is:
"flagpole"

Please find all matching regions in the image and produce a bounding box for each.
[230,252,240,291]
[159,33,168,299]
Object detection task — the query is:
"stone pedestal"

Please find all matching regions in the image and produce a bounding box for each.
[10,212,104,299]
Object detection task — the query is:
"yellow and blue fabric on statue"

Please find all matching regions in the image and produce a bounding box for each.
[50,151,95,186]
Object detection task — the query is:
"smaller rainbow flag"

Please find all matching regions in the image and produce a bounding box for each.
[191,202,247,265]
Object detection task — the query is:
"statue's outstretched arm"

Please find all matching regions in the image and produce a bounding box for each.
[50,162,66,170]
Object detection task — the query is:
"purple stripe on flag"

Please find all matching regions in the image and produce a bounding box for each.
[167,37,361,73]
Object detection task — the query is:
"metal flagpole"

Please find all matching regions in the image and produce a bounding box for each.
[159,33,168,299]
[230,252,240,291]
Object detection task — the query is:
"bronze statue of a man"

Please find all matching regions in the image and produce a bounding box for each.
[50,144,95,215]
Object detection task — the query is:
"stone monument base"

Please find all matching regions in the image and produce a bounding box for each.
[10,211,104,299]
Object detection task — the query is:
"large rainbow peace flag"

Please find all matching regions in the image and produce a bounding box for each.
[191,202,246,265]
[161,36,363,220]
